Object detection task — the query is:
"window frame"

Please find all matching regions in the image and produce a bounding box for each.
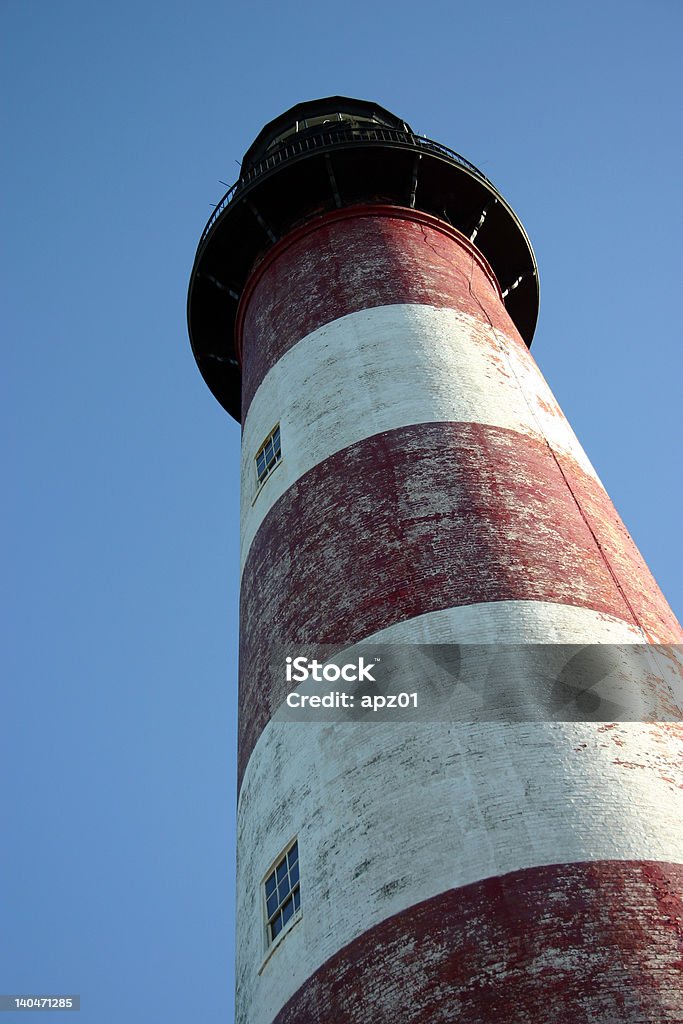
[262,838,302,955]
[254,423,282,493]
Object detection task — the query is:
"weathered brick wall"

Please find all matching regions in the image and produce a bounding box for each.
[235,205,683,1023]
[237,720,683,1023]
[238,302,599,572]
[273,861,683,1024]
[238,415,682,788]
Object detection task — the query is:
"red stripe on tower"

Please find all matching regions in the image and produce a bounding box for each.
[273,861,683,1024]
[237,420,682,784]
[236,206,509,416]
[187,98,683,1024]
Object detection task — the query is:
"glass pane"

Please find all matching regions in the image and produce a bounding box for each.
[277,878,291,905]
[266,892,278,918]
[276,859,288,884]
[265,874,276,897]
[272,913,283,939]
[282,896,294,925]
[289,860,299,886]
[293,887,300,911]
[287,844,298,868]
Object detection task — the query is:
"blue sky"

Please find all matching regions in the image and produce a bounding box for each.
[2,1,681,1021]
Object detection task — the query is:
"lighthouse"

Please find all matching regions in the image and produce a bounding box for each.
[187,98,683,1023]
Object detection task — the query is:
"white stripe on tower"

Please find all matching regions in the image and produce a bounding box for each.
[236,205,683,1024]
[237,719,683,1024]
[239,302,599,573]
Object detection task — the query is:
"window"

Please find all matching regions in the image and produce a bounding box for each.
[264,839,300,945]
[255,424,281,486]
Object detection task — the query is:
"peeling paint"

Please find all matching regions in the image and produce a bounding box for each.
[235,205,683,1023]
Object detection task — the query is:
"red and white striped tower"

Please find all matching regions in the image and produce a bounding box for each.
[188,98,683,1024]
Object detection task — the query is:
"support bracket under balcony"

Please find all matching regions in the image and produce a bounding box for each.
[502,268,536,299]
[245,200,278,244]
[201,273,240,302]
[409,154,421,208]
[325,154,342,208]
[469,199,497,243]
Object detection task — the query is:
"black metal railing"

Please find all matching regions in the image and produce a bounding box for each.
[199,127,491,247]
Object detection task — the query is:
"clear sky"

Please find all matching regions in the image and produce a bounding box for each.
[2,1,681,1021]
